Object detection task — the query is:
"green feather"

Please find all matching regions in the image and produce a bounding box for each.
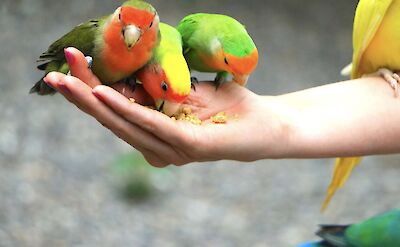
[153,23,183,61]
[31,17,107,95]
[178,13,256,57]
[31,0,158,95]
[314,209,400,247]
[122,0,156,13]
[346,209,400,247]
[137,22,191,101]
[176,13,257,85]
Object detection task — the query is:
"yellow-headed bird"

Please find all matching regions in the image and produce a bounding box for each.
[322,0,400,211]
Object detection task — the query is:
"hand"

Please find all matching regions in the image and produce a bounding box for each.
[44,47,289,167]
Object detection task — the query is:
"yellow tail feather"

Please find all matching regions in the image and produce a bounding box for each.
[320,157,362,212]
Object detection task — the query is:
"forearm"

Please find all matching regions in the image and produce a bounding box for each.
[43,61,400,165]
[272,76,400,158]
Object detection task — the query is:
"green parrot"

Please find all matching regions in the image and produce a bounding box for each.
[298,209,400,247]
[176,13,259,88]
[136,22,191,116]
[31,0,160,95]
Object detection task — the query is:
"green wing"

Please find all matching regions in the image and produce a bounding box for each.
[37,18,103,71]
[346,209,400,247]
[177,13,255,58]
[177,13,222,72]
[176,13,202,55]
[309,210,400,247]
[32,18,104,95]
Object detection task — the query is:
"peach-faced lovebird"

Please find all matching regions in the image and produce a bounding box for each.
[136,23,191,116]
[298,209,400,247]
[30,0,160,95]
[176,13,258,88]
[322,0,400,211]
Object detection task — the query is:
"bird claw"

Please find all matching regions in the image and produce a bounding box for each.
[213,72,228,91]
[124,76,137,92]
[85,56,93,69]
[392,73,400,97]
[66,56,93,76]
[377,68,400,97]
[191,83,197,92]
[190,77,199,91]
[213,81,222,91]
[190,77,199,84]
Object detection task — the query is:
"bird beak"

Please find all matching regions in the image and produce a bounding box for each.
[233,74,250,86]
[155,99,165,112]
[155,99,181,116]
[123,25,141,49]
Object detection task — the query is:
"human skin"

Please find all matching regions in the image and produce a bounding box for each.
[43,47,400,167]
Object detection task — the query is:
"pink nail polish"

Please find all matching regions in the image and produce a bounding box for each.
[64,48,75,65]
[58,83,71,95]
[43,76,49,84]
[92,90,103,101]
[43,75,55,88]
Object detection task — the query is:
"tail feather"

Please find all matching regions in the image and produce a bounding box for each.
[321,157,361,212]
[29,77,56,95]
[297,241,332,247]
[315,225,349,246]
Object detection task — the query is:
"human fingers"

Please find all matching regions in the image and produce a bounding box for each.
[64,47,102,88]
[111,82,155,106]
[92,85,202,151]
[63,47,154,105]
[44,72,177,162]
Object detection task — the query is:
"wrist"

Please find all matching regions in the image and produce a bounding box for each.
[243,95,298,160]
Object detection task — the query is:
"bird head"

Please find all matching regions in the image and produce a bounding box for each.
[137,54,191,116]
[209,34,258,86]
[113,0,159,49]
[223,48,258,86]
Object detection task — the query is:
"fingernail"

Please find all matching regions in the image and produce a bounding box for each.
[92,89,103,101]
[43,76,49,84]
[64,48,75,65]
[58,83,71,95]
[43,74,55,87]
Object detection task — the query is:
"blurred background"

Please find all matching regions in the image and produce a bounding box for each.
[1,0,400,246]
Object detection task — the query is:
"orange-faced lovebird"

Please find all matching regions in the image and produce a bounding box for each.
[136,23,191,116]
[31,0,160,95]
[177,13,258,88]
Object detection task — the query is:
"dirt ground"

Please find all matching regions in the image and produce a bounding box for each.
[1,0,399,246]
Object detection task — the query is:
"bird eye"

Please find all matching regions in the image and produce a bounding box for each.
[149,21,153,28]
[161,81,168,92]
[118,12,121,21]
[224,57,229,65]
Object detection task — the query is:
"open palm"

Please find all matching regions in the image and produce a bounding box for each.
[44,47,283,166]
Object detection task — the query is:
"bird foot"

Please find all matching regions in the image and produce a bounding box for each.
[191,77,199,84]
[124,76,137,92]
[85,56,93,69]
[190,77,199,91]
[392,73,400,97]
[213,81,222,91]
[377,68,399,97]
[213,72,228,91]
[66,56,93,76]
